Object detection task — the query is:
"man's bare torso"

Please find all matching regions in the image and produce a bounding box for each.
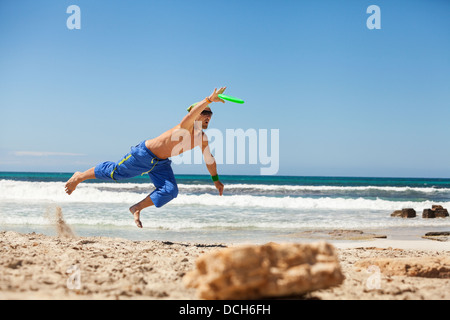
[145,124,203,159]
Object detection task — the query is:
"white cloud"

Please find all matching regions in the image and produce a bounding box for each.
[12,151,85,157]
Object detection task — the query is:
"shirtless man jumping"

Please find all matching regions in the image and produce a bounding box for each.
[65,87,226,228]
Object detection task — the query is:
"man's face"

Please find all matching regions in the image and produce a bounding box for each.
[197,108,213,129]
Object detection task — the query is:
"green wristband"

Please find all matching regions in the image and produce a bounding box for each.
[211,175,219,182]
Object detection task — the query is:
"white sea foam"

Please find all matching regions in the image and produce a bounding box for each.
[1,179,448,195]
[1,209,449,231]
[3,179,450,237]
[70,182,448,193]
[0,180,143,203]
[1,180,448,211]
[171,194,449,211]
[178,183,447,193]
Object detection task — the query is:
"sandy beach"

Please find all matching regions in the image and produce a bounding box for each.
[0,229,448,300]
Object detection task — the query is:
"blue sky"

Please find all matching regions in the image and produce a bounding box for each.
[1,0,449,177]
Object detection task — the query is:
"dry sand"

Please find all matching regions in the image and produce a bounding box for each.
[0,229,449,300]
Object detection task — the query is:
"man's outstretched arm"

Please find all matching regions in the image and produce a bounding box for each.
[202,134,224,196]
[179,87,226,129]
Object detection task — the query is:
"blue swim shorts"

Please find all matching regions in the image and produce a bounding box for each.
[94,141,178,208]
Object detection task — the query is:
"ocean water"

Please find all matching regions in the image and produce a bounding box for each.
[1,172,450,243]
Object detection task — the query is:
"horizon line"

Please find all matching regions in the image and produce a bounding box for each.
[0,170,449,180]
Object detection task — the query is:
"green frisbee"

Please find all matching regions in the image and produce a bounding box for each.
[218,94,245,104]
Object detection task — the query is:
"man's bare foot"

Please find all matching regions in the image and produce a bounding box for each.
[65,172,82,195]
[129,205,143,228]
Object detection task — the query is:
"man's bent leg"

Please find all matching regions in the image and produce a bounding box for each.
[129,196,154,228]
[129,162,178,229]
[65,167,96,195]
[148,162,178,208]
